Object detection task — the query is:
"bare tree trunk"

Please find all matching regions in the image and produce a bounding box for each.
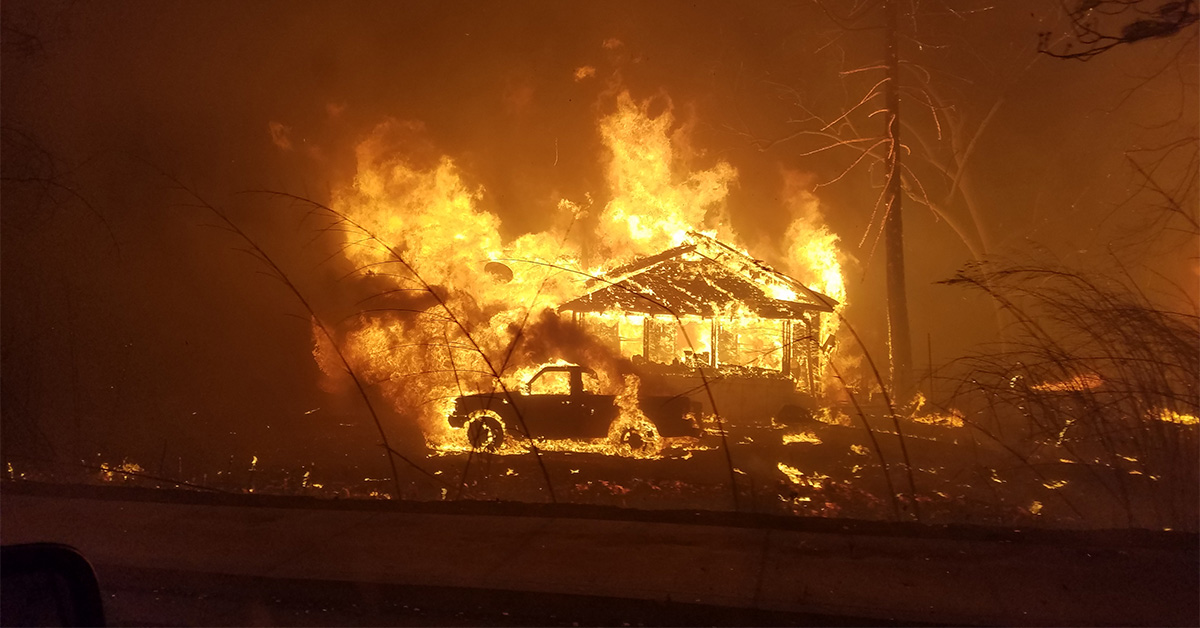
[884,0,913,399]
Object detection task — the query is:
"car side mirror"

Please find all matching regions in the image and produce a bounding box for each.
[1,543,106,627]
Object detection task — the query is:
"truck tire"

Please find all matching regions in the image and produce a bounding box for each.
[465,410,505,452]
[609,417,662,457]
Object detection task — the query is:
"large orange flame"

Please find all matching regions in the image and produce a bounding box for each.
[317,91,849,454]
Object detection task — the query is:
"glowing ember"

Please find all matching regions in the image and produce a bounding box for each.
[99,460,145,483]
[782,430,822,445]
[1156,409,1199,426]
[908,392,966,428]
[1030,373,1104,392]
[777,463,830,489]
[814,408,852,426]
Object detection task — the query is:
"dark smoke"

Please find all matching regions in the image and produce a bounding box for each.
[510,309,630,391]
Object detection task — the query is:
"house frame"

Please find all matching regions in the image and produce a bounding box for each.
[558,233,836,394]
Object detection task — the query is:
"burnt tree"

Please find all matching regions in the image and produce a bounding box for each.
[881,0,913,398]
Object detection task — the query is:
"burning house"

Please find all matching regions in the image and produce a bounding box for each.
[309,91,850,451]
[560,232,837,422]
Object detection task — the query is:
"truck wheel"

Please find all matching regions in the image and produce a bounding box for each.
[609,417,662,457]
[465,410,505,452]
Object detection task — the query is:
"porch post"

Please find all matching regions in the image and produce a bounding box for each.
[710,318,719,367]
[781,319,792,377]
[643,315,651,362]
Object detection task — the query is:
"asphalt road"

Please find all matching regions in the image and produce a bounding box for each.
[2,482,1196,626]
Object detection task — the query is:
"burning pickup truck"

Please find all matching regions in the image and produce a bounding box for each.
[447,364,701,455]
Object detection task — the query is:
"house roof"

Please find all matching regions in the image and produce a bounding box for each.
[558,233,836,319]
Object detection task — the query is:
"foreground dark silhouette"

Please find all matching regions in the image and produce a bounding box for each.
[3,481,1196,627]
